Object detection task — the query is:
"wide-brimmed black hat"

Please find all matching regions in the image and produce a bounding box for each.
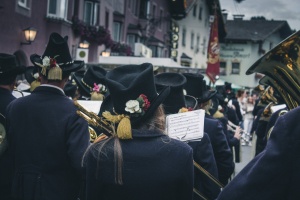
[73,65,107,97]
[99,63,170,127]
[0,53,25,78]
[183,73,217,103]
[155,72,197,114]
[30,32,84,79]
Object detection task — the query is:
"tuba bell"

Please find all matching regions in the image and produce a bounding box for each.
[246,30,300,110]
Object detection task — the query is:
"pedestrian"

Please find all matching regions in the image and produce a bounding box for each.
[83,63,194,200]
[5,32,90,200]
[155,72,220,200]
[183,73,234,186]
[0,53,25,200]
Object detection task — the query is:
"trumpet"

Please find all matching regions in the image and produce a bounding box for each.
[73,100,113,142]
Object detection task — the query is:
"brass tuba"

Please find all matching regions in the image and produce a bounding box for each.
[246,30,300,110]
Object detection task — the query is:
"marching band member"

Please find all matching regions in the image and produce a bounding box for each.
[83,63,194,200]
[155,72,220,200]
[183,73,234,186]
[0,53,25,200]
[5,32,90,200]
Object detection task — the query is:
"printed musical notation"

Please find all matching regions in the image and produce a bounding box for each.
[166,109,205,142]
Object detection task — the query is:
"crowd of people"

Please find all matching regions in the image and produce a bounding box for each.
[0,31,299,200]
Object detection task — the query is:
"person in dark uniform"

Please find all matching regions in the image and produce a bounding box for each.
[0,53,25,200]
[183,73,234,186]
[5,33,90,200]
[73,65,107,100]
[155,72,220,200]
[83,63,194,200]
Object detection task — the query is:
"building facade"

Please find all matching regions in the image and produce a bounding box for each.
[0,0,174,67]
[219,15,294,88]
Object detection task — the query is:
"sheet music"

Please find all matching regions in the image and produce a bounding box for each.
[77,100,102,114]
[271,104,286,113]
[166,109,205,142]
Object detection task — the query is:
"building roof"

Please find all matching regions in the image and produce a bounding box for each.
[224,19,294,42]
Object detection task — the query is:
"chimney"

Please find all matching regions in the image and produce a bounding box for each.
[222,12,228,24]
[233,14,245,21]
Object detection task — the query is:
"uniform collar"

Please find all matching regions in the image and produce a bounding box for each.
[131,129,166,138]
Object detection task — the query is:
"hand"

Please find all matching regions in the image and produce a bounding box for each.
[234,126,241,140]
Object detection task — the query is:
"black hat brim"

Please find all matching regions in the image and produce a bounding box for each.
[99,86,170,127]
[30,54,84,74]
[73,71,91,97]
[198,90,217,103]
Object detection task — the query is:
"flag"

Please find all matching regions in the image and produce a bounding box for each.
[206,11,220,84]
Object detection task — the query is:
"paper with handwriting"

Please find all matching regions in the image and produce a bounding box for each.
[166,109,205,142]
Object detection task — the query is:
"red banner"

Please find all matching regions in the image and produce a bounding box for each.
[206,12,220,84]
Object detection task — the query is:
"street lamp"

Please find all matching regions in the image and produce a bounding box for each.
[21,27,37,45]
[79,40,90,49]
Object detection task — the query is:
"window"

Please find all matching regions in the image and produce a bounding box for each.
[231,62,240,74]
[152,4,156,18]
[131,0,137,16]
[220,61,227,75]
[83,1,100,26]
[198,6,202,20]
[193,5,197,17]
[159,9,163,29]
[182,29,186,47]
[202,37,206,55]
[127,34,136,52]
[47,0,68,19]
[190,33,194,49]
[196,35,200,53]
[105,11,109,29]
[18,0,28,8]
[113,22,122,42]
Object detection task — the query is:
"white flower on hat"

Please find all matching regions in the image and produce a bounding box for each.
[42,56,50,66]
[33,73,39,79]
[125,100,142,114]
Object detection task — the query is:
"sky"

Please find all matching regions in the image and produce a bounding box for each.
[219,0,300,31]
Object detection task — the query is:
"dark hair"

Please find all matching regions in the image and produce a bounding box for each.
[83,105,166,185]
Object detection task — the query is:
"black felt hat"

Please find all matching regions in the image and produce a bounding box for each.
[30,32,84,79]
[155,72,197,114]
[73,65,107,97]
[183,73,217,103]
[0,53,25,78]
[99,63,170,126]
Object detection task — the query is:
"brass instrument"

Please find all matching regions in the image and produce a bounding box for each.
[227,120,250,141]
[73,100,113,142]
[246,30,300,110]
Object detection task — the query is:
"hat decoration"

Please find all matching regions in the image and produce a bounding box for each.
[99,63,170,140]
[73,65,107,98]
[30,32,84,81]
[102,94,150,139]
[34,55,63,80]
[91,82,107,101]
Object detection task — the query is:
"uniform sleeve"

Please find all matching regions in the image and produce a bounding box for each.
[193,133,220,200]
[179,147,194,200]
[211,120,234,185]
[65,113,90,174]
[217,114,295,200]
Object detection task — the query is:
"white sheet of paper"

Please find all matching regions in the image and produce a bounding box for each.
[271,104,286,113]
[12,91,31,98]
[76,100,102,114]
[166,109,205,142]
